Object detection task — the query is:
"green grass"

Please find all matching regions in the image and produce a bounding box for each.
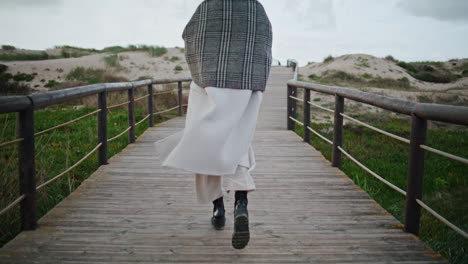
[0,52,51,61]
[66,67,128,84]
[291,111,467,263]
[355,56,370,68]
[0,104,178,247]
[397,61,460,83]
[104,54,119,67]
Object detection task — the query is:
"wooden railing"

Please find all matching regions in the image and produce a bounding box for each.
[287,68,468,239]
[0,77,191,231]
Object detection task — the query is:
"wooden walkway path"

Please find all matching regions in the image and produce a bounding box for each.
[0,67,446,263]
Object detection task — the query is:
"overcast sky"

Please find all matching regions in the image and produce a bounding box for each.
[1,0,467,65]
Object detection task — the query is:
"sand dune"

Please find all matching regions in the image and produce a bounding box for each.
[1,48,190,93]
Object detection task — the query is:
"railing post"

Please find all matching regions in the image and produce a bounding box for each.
[405,114,427,235]
[97,91,108,165]
[287,85,297,131]
[17,103,37,230]
[303,88,311,142]
[148,84,154,127]
[332,95,344,168]
[128,85,136,143]
[178,81,183,116]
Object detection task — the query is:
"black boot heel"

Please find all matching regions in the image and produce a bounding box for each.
[232,191,250,249]
[211,197,225,230]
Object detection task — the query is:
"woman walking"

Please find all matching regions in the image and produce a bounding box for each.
[154,0,272,249]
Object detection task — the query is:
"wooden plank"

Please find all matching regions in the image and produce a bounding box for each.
[0,68,446,264]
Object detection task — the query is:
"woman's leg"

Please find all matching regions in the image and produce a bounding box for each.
[195,174,226,230]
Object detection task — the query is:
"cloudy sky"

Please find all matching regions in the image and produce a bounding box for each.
[1,0,467,65]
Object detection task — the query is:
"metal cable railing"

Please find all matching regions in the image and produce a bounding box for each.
[340,113,410,144]
[107,101,130,110]
[34,109,102,137]
[420,145,468,164]
[416,199,468,239]
[307,126,333,145]
[36,143,102,191]
[0,195,25,217]
[287,76,468,239]
[107,127,132,143]
[307,101,335,113]
[338,146,407,196]
[0,138,24,148]
[154,105,180,115]
[0,77,191,228]
[135,114,151,127]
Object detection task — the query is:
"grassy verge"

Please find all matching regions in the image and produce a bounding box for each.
[0,104,178,247]
[292,112,467,264]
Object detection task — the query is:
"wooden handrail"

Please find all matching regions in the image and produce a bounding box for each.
[287,71,468,239]
[0,77,192,231]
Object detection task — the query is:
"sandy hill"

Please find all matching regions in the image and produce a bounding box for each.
[1,47,190,94]
[301,54,468,91]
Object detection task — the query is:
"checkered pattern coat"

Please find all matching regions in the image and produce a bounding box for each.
[183,0,273,92]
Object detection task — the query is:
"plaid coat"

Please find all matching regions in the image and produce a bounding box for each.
[182,0,273,92]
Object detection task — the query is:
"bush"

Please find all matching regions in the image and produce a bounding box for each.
[44,80,61,88]
[0,64,7,73]
[308,74,320,80]
[0,52,49,61]
[323,55,334,63]
[1,45,16,51]
[174,65,183,71]
[148,46,167,57]
[170,56,180,62]
[0,79,31,95]
[102,46,127,53]
[12,72,35,82]
[104,54,119,67]
[398,61,458,83]
[66,67,107,83]
[0,72,12,82]
[362,73,373,79]
[385,55,398,63]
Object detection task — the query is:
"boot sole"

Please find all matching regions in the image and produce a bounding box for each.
[232,213,249,249]
[211,216,226,230]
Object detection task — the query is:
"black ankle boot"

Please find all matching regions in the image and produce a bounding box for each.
[232,191,249,249]
[211,196,225,230]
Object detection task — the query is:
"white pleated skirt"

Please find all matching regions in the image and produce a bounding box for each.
[153,81,263,202]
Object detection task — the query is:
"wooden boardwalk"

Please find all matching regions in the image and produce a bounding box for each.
[0,67,446,263]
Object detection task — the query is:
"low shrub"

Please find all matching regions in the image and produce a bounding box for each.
[323,55,334,63]
[44,80,61,88]
[0,79,31,95]
[174,65,183,71]
[385,55,398,63]
[1,45,16,51]
[308,74,320,80]
[12,72,35,82]
[0,52,49,61]
[66,67,128,84]
[0,64,7,73]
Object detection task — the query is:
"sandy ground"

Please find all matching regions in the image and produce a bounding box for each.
[1,48,190,93]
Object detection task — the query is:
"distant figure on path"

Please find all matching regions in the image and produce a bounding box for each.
[154,0,272,249]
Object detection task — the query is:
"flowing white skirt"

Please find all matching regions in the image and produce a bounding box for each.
[153,81,263,202]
